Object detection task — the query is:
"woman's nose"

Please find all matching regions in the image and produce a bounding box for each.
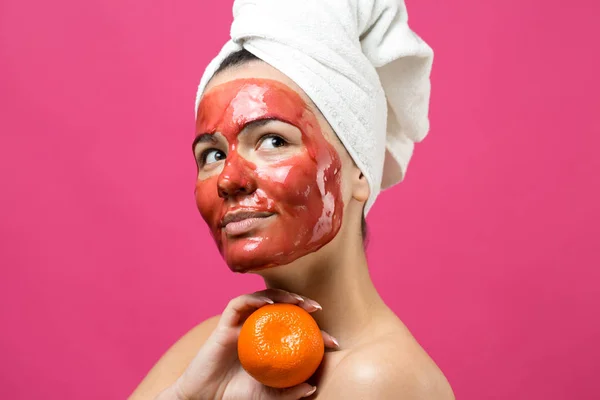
[217,154,257,199]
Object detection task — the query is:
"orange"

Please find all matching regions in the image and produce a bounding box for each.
[237,303,325,388]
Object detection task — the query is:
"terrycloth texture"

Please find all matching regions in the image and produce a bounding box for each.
[195,0,434,214]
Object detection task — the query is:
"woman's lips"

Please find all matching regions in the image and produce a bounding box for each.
[221,211,275,236]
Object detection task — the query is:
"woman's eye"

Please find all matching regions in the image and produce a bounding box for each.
[258,135,287,150]
[203,149,226,165]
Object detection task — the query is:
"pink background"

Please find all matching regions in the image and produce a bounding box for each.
[1,0,599,398]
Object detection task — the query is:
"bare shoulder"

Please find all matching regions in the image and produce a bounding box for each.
[318,329,454,400]
[128,314,222,400]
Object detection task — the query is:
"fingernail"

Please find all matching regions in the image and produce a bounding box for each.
[302,386,317,397]
[309,300,322,310]
[331,336,340,348]
[292,294,304,302]
[261,297,274,304]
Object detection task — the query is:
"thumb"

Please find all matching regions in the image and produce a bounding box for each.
[274,384,317,399]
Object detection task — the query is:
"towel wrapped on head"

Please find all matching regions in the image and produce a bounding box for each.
[195,0,434,214]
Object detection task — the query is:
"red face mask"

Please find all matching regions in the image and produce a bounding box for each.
[194,78,343,273]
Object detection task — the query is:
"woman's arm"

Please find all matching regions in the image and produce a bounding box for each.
[128,315,221,400]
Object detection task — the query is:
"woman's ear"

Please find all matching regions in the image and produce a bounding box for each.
[352,170,370,203]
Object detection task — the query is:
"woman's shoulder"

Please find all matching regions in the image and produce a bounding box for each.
[318,323,455,399]
[128,314,222,399]
[161,314,223,365]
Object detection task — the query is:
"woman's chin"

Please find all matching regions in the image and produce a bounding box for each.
[224,248,324,277]
[235,263,278,274]
[222,242,299,274]
[218,219,340,274]
[222,241,275,273]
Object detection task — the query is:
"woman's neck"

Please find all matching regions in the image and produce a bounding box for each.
[256,237,388,347]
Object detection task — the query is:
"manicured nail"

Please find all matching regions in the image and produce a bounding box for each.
[260,297,274,304]
[302,386,317,397]
[330,335,340,348]
[292,294,304,302]
[309,300,322,310]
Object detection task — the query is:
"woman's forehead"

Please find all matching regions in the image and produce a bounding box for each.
[202,61,318,112]
[196,78,308,136]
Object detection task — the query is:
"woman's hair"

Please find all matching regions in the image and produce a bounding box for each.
[213,49,368,245]
[214,48,259,74]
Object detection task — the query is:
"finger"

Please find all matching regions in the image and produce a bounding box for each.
[269,383,317,400]
[255,288,322,313]
[321,330,340,350]
[254,288,305,304]
[219,294,275,327]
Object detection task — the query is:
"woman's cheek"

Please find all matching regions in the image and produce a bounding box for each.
[253,162,311,203]
[282,162,320,200]
[195,177,221,227]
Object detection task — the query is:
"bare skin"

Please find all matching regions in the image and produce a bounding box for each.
[129,61,455,399]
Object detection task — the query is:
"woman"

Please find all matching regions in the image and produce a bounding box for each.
[131,0,454,398]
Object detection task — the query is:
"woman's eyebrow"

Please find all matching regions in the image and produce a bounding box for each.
[192,133,218,151]
[240,118,280,133]
[193,118,291,150]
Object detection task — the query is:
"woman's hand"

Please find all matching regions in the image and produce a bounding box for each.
[157,289,339,400]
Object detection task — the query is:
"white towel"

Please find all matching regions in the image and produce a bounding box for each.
[195,0,434,214]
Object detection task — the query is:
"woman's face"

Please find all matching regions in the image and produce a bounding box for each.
[193,64,345,272]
